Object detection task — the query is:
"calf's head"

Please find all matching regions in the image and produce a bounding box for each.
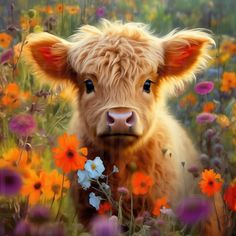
[23,20,214,149]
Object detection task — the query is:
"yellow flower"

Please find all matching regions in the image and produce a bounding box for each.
[21,171,46,205]
[43,170,70,200]
[216,114,230,128]
[232,103,236,117]
[66,5,80,15]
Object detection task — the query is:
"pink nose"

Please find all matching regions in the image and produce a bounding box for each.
[107,108,136,132]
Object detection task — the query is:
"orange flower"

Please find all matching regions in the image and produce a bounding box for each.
[52,133,87,173]
[55,3,64,13]
[1,83,20,108]
[66,5,80,15]
[98,202,112,215]
[179,93,197,108]
[199,169,223,197]
[131,171,153,195]
[220,72,236,92]
[202,102,216,113]
[0,33,13,48]
[43,170,70,200]
[152,196,170,216]
[21,171,46,204]
[0,147,33,179]
[39,6,53,14]
[224,179,236,211]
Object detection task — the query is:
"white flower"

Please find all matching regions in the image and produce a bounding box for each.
[85,156,105,179]
[77,170,91,189]
[89,192,101,210]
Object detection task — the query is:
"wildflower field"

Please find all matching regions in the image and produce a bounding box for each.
[0,0,236,235]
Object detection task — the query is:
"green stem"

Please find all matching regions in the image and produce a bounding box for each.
[213,195,222,232]
[56,173,65,219]
[50,193,56,209]
[129,194,134,236]
[118,195,123,225]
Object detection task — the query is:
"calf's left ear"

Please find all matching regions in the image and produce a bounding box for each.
[23,32,74,83]
[159,30,215,79]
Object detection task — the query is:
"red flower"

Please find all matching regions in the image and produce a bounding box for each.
[52,133,87,173]
[98,202,112,215]
[224,180,236,211]
[199,169,223,197]
[131,171,153,195]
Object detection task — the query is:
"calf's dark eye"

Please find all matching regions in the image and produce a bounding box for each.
[84,79,95,94]
[143,80,152,93]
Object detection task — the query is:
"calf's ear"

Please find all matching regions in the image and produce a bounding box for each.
[159,29,215,80]
[23,32,74,83]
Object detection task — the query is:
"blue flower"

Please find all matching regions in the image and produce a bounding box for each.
[89,192,101,210]
[77,170,91,189]
[85,157,105,179]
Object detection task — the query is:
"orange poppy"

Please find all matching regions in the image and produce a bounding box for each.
[0,147,34,179]
[220,72,236,92]
[0,33,13,48]
[1,83,20,108]
[202,102,216,113]
[66,6,80,15]
[152,196,170,216]
[52,133,87,173]
[131,171,153,195]
[179,93,197,108]
[42,170,70,200]
[199,169,223,197]
[224,179,236,211]
[98,201,112,215]
[21,171,47,205]
[39,6,53,14]
[55,3,64,13]
[216,114,230,128]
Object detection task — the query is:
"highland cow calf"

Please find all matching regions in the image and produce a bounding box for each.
[23,20,225,235]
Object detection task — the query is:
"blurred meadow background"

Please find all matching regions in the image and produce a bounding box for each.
[0,0,236,235]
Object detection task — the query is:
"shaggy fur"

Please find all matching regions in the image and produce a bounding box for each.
[23,20,226,235]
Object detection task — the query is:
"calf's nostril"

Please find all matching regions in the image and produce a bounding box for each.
[107,112,115,125]
[126,112,135,126]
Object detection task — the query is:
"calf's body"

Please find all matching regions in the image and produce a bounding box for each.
[23,20,225,235]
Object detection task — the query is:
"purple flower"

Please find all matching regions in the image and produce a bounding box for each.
[194,81,214,95]
[187,165,199,178]
[28,205,50,225]
[96,7,106,18]
[196,112,216,124]
[117,187,129,195]
[91,216,120,236]
[14,220,31,236]
[0,49,13,64]
[0,168,22,196]
[31,223,65,236]
[9,114,37,137]
[176,196,212,225]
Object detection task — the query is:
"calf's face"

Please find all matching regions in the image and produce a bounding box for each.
[23,21,214,149]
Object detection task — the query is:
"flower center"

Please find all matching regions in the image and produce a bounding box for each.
[208,180,214,186]
[66,150,74,159]
[34,182,41,190]
[91,163,96,170]
[140,182,146,188]
[4,176,15,185]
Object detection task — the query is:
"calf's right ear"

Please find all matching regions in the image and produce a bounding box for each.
[22,32,74,83]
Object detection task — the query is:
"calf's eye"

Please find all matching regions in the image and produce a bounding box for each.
[84,79,95,94]
[143,80,152,93]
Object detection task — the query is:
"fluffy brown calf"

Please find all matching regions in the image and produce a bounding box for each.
[23,20,225,234]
